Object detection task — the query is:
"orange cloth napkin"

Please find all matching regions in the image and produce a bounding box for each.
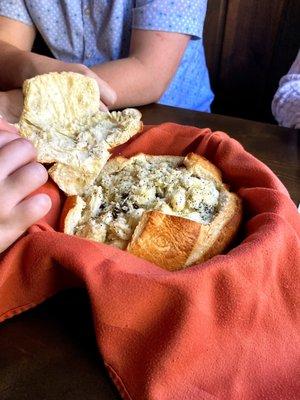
[0,124,299,400]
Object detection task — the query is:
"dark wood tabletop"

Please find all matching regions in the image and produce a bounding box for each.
[0,105,299,400]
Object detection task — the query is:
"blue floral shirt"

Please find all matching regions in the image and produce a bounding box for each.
[0,0,214,111]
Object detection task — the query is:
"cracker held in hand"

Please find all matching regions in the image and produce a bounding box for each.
[18,72,142,195]
[61,153,242,270]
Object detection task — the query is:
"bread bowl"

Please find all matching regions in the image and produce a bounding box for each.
[61,153,242,271]
[16,71,242,270]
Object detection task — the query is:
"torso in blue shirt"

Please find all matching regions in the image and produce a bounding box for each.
[0,0,214,111]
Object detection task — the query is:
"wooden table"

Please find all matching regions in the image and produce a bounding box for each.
[0,105,299,400]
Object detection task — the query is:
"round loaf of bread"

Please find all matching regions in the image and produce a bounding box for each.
[61,153,242,271]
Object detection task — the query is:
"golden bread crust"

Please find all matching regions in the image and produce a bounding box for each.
[185,191,242,266]
[127,211,201,271]
[183,153,222,186]
[127,183,242,270]
[60,195,85,234]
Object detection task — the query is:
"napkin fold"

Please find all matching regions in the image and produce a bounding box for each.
[1,124,299,400]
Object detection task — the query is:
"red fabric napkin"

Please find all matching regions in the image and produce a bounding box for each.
[0,123,299,400]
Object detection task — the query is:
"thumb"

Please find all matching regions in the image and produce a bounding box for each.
[83,69,117,107]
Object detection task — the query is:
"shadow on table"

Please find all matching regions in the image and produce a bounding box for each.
[0,288,121,400]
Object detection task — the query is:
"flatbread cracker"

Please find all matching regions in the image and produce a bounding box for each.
[18,72,142,195]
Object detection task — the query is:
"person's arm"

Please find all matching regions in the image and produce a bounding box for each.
[0,117,51,253]
[91,29,190,108]
[0,17,35,122]
[0,16,116,111]
[272,50,300,129]
[0,15,189,107]
[0,16,36,89]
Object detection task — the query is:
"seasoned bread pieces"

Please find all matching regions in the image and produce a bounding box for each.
[18,72,142,195]
[61,153,242,270]
[21,71,100,135]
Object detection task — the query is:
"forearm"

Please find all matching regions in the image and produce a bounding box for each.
[0,40,32,90]
[91,57,166,109]
[0,40,61,91]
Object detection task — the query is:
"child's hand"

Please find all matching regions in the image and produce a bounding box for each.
[28,55,117,110]
[0,119,51,253]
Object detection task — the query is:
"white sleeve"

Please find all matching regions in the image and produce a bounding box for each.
[272,49,300,129]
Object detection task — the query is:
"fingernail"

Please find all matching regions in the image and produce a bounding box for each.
[37,194,52,211]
